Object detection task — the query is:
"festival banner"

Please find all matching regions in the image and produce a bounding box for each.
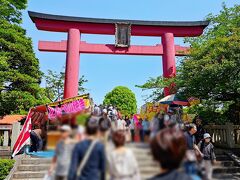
[47,94,91,120]
[12,110,32,157]
[140,102,168,120]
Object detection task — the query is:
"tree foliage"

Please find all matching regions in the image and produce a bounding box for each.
[137,4,240,123]
[0,0,27,23]
[103,86,137,116]
[0,0,48,115]
[136,76,175,102]
[44,69,87,102]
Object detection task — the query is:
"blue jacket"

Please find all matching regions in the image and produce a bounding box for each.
[68,139,105,180]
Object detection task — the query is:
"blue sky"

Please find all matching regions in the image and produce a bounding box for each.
[22,0,239,108]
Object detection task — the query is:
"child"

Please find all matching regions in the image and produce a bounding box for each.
[198,133,216,180]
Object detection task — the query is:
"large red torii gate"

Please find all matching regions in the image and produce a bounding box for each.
[29,11,208,98]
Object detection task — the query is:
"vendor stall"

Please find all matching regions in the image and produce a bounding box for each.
[12,94,92,157]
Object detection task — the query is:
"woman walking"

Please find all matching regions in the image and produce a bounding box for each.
[107,130,140,180]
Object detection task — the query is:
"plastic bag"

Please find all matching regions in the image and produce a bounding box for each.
[43,173,54,180]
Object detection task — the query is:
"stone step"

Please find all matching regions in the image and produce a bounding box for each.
[0,150,11,155]
[18,164,50,171]
[134,151,151,156]
[128,147,151,152]
[213,173,240,180]
[132,152,151,157]
[135,155,153,160]
[12,179,43,180]
[0,150,11,158]
[213,166,240,174]
[218,160,235,167]
[13,171,47,179]
[21,158,51,165]
[139,166,159,174]
[216,155,230,161]
[0,156,11,159]
[137,160,158,167]
[214,149,226,155]
[136,157,153,163]
[141,174,156,180]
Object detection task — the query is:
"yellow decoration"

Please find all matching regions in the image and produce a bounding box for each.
[182,113,196,123]
[140,102,168,120]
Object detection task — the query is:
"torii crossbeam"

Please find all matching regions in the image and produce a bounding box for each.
[29,11,208,98]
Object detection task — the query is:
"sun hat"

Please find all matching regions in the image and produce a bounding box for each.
[203,133,211,139]
[60,125,71,132]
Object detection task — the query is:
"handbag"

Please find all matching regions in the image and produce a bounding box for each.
[76,140,98,179]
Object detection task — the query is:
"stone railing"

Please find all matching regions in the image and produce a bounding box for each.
[0,122,21,151]
[204,123,240,148]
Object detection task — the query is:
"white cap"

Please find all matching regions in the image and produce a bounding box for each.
[164,114,170,121]
[204,133,211,139]
[103,109,107,114]
[60,125,71,132]
[78,125,85,134]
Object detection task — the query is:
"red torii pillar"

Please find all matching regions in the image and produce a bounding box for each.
[64,29,80,98]
[162,33,176,95]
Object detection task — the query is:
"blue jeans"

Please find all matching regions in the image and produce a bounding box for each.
[184,161,197,175]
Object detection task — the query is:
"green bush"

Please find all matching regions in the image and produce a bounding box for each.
[0,159,15,180]
[103,86,137,116]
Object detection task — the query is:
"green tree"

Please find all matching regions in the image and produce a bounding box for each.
[103,86,137,116]
[137,4,240,123]
[44,69,87,101]
[0,0,27,23]
[0,0,48,115]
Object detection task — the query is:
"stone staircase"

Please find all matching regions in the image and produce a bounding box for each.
[0,150,11,159]
[128,143,159,179]
[11,144,158,180]
[12,157,51,180]
[128,144,240,180]
[10,144,240,180]
[212,149,240,180]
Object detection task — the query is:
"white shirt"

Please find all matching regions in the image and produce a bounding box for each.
[116,119,126,130]
[129,119,135,130]
[107,148,140,180]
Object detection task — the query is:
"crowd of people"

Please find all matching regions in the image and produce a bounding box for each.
[43,104,216,180]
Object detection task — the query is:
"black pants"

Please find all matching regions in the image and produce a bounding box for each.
[140,129,144,142]
[130,129,135,142]
[55,176,67,180]
[30,131,43,152]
